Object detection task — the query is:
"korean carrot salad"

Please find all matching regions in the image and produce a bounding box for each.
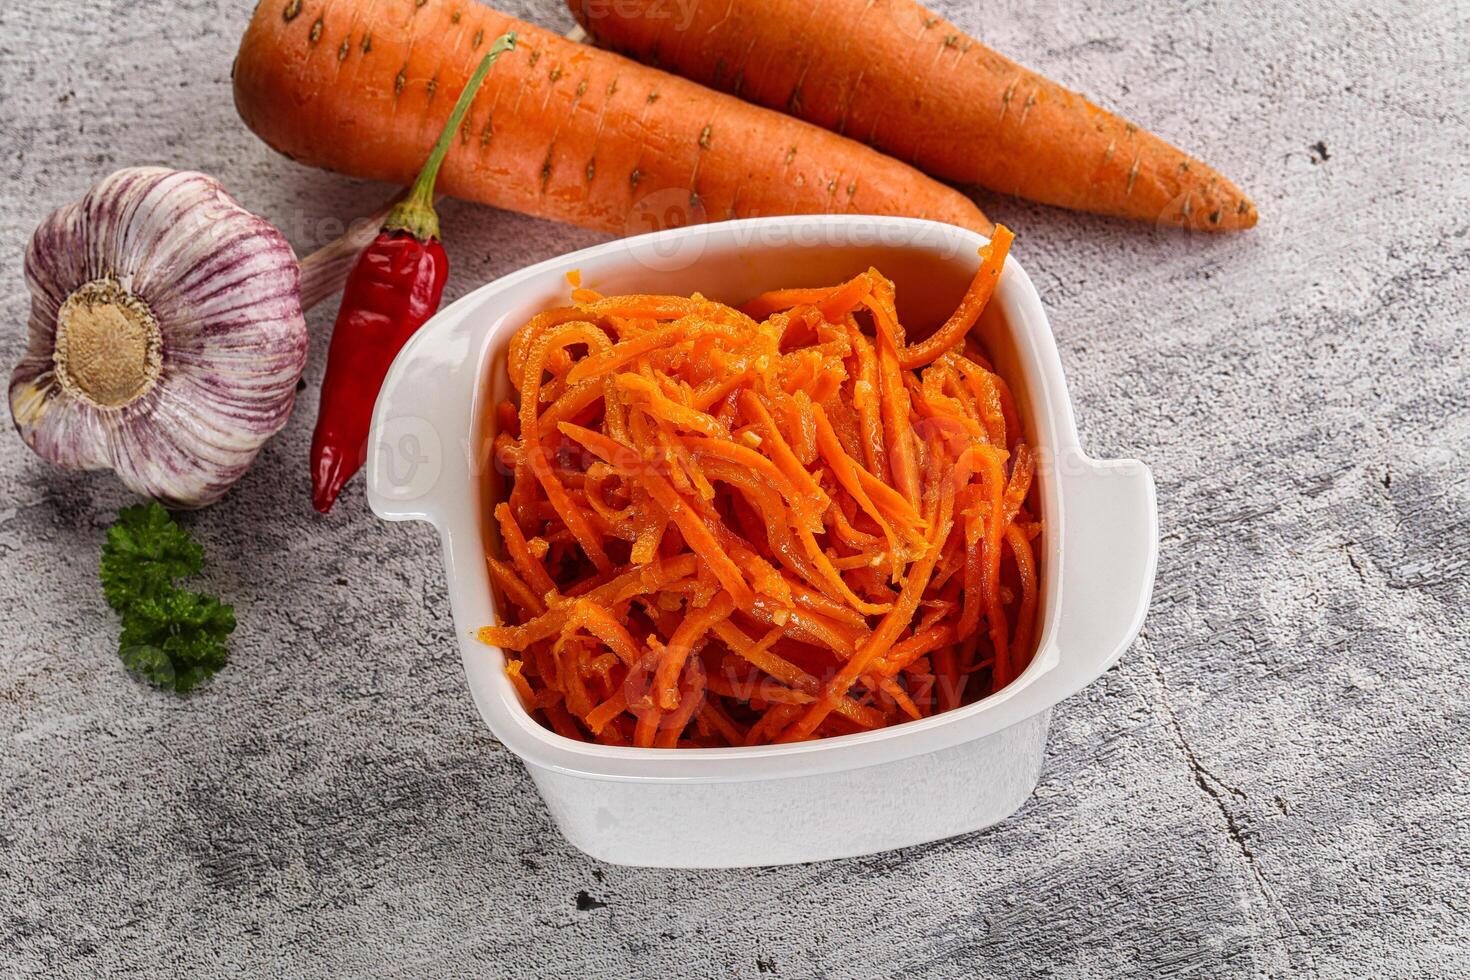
[479,227,1040,748]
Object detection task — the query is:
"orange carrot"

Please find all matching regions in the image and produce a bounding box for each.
[570,0,1256,230]
[234,0,991,236]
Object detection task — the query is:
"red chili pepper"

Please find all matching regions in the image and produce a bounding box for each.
[311,33,517,513]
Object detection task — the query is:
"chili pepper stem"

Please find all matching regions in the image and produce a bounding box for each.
[383,32,517,242]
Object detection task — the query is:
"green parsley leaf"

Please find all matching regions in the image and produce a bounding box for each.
[100,502,203,611]
[118,590,235,693]
[99,502,234,693]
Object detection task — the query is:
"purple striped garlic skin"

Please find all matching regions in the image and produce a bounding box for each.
[10,167,309,507]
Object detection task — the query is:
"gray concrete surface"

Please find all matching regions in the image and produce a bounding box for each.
[2,0,1467,976]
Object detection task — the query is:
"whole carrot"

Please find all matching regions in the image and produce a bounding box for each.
[569,0,1257,231]
[311,34,517,513]
[233,0,991,235]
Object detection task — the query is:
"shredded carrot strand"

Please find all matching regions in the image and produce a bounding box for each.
[559,423,756,608]
[777,451,957,743]
[487,557,545,616]
[738,390,830,513]
[811,403,905,560]
[652,592,735,709]
[845,322,888,481]
[900,226,1014,369]
[654,658,708,748]
[1004,524,1039,677]
[495,502,557,600]
[519,322,615,573]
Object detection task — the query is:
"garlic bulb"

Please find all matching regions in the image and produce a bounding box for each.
[10,168,308,507]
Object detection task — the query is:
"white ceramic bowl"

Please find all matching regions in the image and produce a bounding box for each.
[367,215,1157,868]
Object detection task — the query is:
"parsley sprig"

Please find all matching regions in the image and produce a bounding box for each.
[100,502,235,693]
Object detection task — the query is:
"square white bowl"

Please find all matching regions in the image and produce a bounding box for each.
[367,215,1156,867]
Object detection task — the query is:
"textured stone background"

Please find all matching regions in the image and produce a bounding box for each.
[2,0,1467,976]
